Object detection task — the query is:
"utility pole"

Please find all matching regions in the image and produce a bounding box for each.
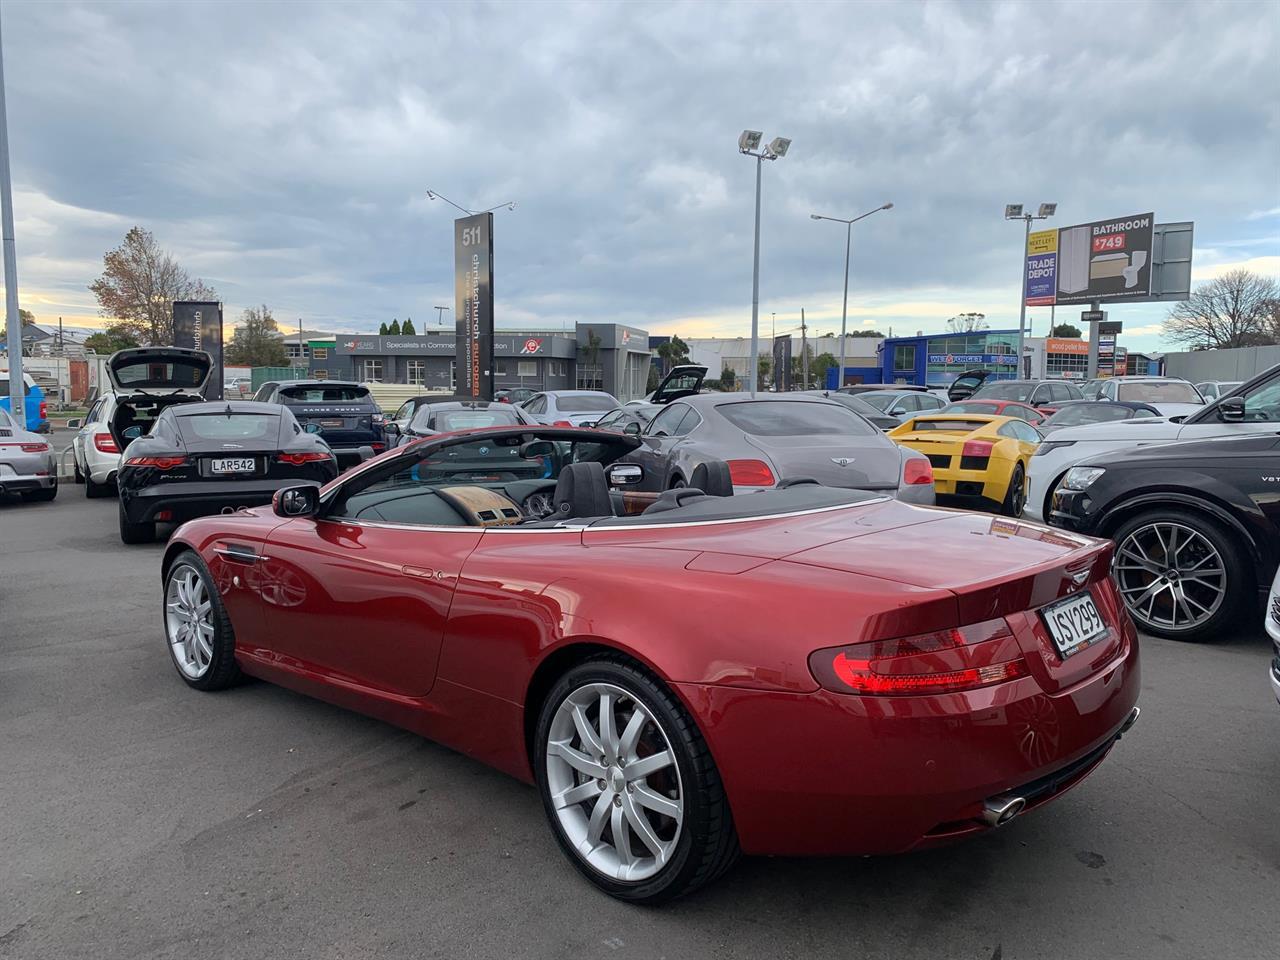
[298,319,303,369]
[0,9,24,426]
[434,305,450,327]
[800,308,808,389]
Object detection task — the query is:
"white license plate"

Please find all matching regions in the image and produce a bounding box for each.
[1041,591,1107,659]
[211,457,255,474]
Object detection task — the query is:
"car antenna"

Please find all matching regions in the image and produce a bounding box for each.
[224,402,234,418]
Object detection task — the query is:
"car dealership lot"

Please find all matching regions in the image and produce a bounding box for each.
[2,495,1277,960]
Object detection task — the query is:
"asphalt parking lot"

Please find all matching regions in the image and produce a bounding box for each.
[2,489,1277,960]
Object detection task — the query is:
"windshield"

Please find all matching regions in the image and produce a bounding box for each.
[1117,382,1202,403]
[826,394,887,419]
[858,393,900,412]
[972,382,1033,402]
[718,401,876,437]
[1045,404,1135,426]
[178,413,280,442]
[280,385,370,403]
[358,435,631,490]
[428,408,526,431]
[556,395,617,413]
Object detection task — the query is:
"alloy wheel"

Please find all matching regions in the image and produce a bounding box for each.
[165,565,215,678]
[545,682,684,882]
[1113,521,1226,632]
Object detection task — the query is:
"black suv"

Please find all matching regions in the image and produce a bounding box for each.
[1049,433,1280,642]
[254,380,386,464]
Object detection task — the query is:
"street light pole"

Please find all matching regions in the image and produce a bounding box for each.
[0,9,24,425]
[811,202,893,388]
[739,131,791,396]
[1005,203,1057,378]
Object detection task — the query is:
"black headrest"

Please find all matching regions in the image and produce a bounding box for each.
[641,488,710,516]
[552,462,614,520]
[689,459,733,497]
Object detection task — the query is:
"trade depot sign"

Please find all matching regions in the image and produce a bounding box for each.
[1025,229,1058,307]
[1025,213,1160,306]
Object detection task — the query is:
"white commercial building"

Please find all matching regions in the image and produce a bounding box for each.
[683,335,883,383]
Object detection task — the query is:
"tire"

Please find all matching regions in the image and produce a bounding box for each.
[669,476,686,490]
[1110,509,1249,642]
[1002,463,1026,517]
[533,655,740,904]
[85,472,111,498]
[118,499,155,544]
[73,455,84,484]
[162,551,242,691]
[21,483,57,503]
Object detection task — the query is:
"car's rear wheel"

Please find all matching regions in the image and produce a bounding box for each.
[1002,463,1026,517]
[85,472,111,498]
[118,500,155,544]
[534,657,739,903]
[1111,510,1248,642]
[163,552,241,690]
[73,455,84,484]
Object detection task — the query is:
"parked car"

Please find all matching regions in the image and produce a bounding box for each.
[1026,364,1280,523]
[224,377,253,398]
[1080,379,1106,400]
[946,369,998,401]
[889,414,1040,516]
[388,398,537,447]
[69,347,215,499]
[1267,567,1280,703]
[387,394,469,435]
[254,380,386,464]
[1196,380,1243,402]
[157,423,1139,902]
[941,398,1046,426]
[856,389,949,422]
[1047,432,1280,643]
[522,390,621,426]
[1093,376,1204,416]
[495,387,536,405]
[1038,400,1162,434]
[838,383,933,396]
[799,390,900,431]
[623,392,935,503]
[0,407,57,501]
[969,379,1083,414]
[116,400,339,543]
[591,404,659,433]
[0,370,48,433]
[644,364,708,404]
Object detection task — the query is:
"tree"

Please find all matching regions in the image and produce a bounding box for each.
[848,329,885,338]
[88,227,218,345]
[19,308,34,325]
[84,323,141,355]
[945,312,987,333]
[1163,270,1280,349]
[401,317,415,334]
[656,335,691,370]
[646,365,660,393]
[1051,323,1082,338]
[757,355,771,385]
[378,321,389,335]
[388,318,402,335]
[225,304,288,367]
[719,366,736,390]
[812,351,837,387]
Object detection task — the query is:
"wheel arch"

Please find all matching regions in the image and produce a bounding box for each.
[160,537,200,584]
[1098,492,1263,572]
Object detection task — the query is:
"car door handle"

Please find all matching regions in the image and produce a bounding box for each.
[215,543,265,565]
[401,565,451,581]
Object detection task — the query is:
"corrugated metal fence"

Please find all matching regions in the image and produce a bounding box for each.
[1163,346,1280,382]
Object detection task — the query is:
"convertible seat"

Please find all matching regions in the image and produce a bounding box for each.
[689,459,733,497]
[552,462,614,520]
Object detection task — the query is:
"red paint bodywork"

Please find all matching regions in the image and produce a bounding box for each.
[167,491,1140,857]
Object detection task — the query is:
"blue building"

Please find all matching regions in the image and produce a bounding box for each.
[874,329,1022,388]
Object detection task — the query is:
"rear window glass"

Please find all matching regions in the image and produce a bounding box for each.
[177,414,280,442]
[947,402,1000,415]
[1116,382,1201,403]
[556,395,617,413]
[972,382,1033,402]
[429,408,525,431]
[279,385,371,403]
[858,393,899,412]
[1046,404,1134,426]
[717,401,875,436]
[908,419,990,432]
[114,360,207,389]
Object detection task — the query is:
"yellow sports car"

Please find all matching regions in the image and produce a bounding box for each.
[888,413,1041,516]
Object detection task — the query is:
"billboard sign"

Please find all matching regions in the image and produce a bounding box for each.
[1056,213,1154,304]
[1025,229,1057,306]
[927,353,1019,366]
[1045,338,1088,356]
[172,301,223,399]
[454,212,494,400]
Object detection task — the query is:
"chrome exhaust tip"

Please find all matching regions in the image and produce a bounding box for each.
[980,794,1026,828]
[1117,706,1140,738]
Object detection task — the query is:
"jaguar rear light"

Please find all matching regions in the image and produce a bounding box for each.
[902,457,933,485]
[94,432,119,454]
[809,618,1029,696]
[125,456,188,469]
[726,459,776,486]
[277,451,332,465]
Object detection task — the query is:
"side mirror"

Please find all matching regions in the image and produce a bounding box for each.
[606,463,643,486]
[623,421,642,436]
[66,418,82,429]
[580,420,596,428]
[519,439,557,459]
[1217,396,1245,423]
[357,445,377,461]
[384,422,401,437]
[304,422,322,434]
[272,484,320,518]
[122,425,143,441]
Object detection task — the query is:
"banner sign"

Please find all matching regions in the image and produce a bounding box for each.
[927,353,1019,366]
[772,335,792,391]
[1025,229,1058,306]
[454,212,495,400]
[1056,212,1154,305]
[1045,338,1089,355]
[172,301,223,399]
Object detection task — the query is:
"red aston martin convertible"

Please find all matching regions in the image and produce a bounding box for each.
[159,426,1140,903]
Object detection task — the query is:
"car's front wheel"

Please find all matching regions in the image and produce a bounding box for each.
[1110,510,1248,642]
[163,551,242,690]
[534,657,739,903]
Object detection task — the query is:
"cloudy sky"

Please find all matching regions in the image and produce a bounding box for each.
[3,0,1277,351]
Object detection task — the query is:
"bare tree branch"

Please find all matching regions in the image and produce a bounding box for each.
[1162,269,1280,349]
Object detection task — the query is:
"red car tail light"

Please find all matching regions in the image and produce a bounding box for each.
[277,451,332,465]
[125,456,188,469]
[20,442,50,453]
[902,458,933,485]
[39,401,47,420]
[93,432,119,454]
[726,459,775,486]
[962,440,994,458]
[553,420,573,427]
[809,618,1029,696]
